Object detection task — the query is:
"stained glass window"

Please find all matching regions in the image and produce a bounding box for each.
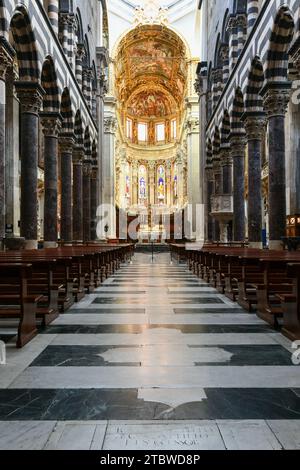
[157,165,165,201]
[139,165,147,200]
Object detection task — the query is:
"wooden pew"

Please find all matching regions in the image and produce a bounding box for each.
[277,263,300,340]
[0,264,41,348]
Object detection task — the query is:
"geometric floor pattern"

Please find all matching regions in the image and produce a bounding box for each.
[0,253,300,450]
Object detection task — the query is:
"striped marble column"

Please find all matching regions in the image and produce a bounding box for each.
[227,16,238,71]
[244,114,266,248]
[41,113,62,248]
[59,136,74,244]
[212,69,222,109]
[47,0,59,35]
[220,45,229,85]
[230,135,246,242]
[15,82,45,250]
[236,14,247,59]
[59,13,69,56]
[67,14,76,70]
[0,39,15,245]
[75,44,85,88]
[73,147,84,242]
[261,83,291,250]
[83,160,92,242]
[90,165,98,241]
[247,0,259,33]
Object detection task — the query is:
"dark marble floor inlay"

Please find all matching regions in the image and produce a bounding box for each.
[28,344,294,367]
[67,308,146,314]
[174,308,245,314]
[40,324,273,334]
[1,388,300,421]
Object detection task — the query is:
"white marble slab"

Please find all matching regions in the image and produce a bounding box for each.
[138,388,208,408]
[267,420,300,449]
[99,345,233,366]
[44,422,107,450]
[9,365,300,389]
[217,420,282,450]
[103,422,225,450]
[0,421,56,450]
[51,332,278,347]
[53,314,150,325]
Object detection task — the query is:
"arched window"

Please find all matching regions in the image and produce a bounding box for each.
[157,165,166,201]
[139,165,147,201]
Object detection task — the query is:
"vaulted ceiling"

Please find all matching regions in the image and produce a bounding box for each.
[115,25,187,120]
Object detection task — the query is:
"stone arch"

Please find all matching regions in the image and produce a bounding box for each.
[60,87,74,135]
[41,55,60,113]
[245,55,265,114]
[9,5,40,82]
[265,5,295,82]
[231,87,245,137]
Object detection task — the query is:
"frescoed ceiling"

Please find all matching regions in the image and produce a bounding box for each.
[115,25,187,120]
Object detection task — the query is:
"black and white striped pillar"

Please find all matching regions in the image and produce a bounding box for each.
[227,16,238,71]
[47,0,59,35]
[247,0,259,33]
[75,44,85,88]
[0,39,15,245]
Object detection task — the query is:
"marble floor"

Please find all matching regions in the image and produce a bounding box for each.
[0,252,300,450]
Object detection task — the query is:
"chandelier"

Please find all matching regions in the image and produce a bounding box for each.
[133,0,169,26]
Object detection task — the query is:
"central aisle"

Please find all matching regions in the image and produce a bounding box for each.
[0,253,300,450]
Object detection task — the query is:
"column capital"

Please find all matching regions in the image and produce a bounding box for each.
[220,146,232,165]
[260,82,291,117]
[73,146,85,163]
[0,38,16,81]
[40,112,62,138]
[104,116,117,134]
[243,113,267,140]
[59,135,75,153]
[227,15,237,32]
[229,135,247,157]
[15,82,45,115]
[220,44,229,60]
[83,160,92,177]
[236,13,247,28]
[76,43,86,60]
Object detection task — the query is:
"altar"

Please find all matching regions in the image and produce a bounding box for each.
[138,224,167,243]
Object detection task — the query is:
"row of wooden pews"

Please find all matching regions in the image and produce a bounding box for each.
[0,244,134,348]
[170,244,300,341]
